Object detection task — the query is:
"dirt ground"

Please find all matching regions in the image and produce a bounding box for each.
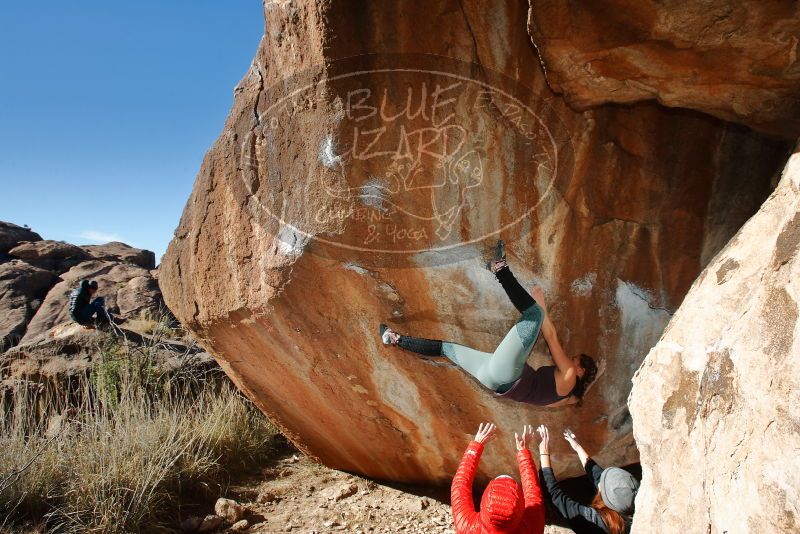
[191,445,575,534]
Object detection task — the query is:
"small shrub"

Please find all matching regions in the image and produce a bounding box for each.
[137,307,184,341]
[90,345,165,410]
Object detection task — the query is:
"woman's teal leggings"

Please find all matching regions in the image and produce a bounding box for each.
[393,265,544,391]
[441,303,543,390]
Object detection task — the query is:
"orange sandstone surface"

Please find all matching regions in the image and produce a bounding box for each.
[160,0,792,486]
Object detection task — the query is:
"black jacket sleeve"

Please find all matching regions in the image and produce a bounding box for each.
[585,459,604,491]
[494,266,536,313]
[541,467,608,533]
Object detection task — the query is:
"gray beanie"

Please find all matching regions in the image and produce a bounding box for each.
[599,467,639,515]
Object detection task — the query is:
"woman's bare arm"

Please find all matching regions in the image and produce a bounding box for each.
[532,288,574,371]
[541,316,574,374]
[563,429,590,466]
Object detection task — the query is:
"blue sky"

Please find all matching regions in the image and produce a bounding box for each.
[0,1,263,263]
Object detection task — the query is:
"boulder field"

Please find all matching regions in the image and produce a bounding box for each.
[159,1,799,531]
[0,222,163,352]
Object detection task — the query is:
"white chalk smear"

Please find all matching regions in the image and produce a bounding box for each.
[615,280,671,367]
[319,136,342,169]
[343,262,369,275]
[275,225,310,257]
[570,272,597,297]
[359,177,389,211]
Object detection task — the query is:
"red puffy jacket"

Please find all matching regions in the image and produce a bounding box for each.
[451,441,545,534]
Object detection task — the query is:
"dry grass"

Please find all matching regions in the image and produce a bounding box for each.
[0,338,279,533]
[132,305,191,342]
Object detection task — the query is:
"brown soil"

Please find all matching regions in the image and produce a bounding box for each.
[192,445,574,534]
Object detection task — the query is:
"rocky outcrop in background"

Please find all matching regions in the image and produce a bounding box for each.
[0,222,225,451]
[20,259,160,344]
[159,0,796,494]
[0,221,41,253]
[0,221,162,352]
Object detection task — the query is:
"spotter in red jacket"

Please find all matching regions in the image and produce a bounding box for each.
[451,441,545,534]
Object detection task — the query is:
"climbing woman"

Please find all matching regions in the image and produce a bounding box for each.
[379,243,598,407]
[451,422,545,533]
[536,425,638,534]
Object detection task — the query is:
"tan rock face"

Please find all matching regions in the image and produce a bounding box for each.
[629,147,800,533]
[0,260,56,351]
[160,0,790,483]
[9,240,91,273]
[526,0,800,139]
[0,222,41,253]
[81,242,156,270]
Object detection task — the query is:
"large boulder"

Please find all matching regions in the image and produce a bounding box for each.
[0,260,57,352]
[0,221,41,254]
[526,0,800,139]
[21,260,164,344]
[9,240,91,273]
[82,242,157,269]
[629,148,800,532]
[159,0,791,484]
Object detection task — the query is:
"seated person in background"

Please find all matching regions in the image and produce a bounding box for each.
[451,422,545,534]
[68,279,115,327]
[536,426,639,534]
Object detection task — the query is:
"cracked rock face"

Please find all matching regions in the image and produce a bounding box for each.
[526,0,800,139]
[160,0,790,484]
[629,147,800,533]
[0,260,56,352]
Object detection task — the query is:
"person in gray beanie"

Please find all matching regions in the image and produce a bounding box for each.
[536,425,639,534]
[598,467,638,516]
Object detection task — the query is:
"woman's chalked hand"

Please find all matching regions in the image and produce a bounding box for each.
[474,422,497,444]
[563,428,579,449]
[515,424,534,451]
[536,424,550,455]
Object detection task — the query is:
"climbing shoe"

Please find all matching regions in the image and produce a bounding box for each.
[494,239,505,262]
[488,239,507,273]
[379,323,399,345]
